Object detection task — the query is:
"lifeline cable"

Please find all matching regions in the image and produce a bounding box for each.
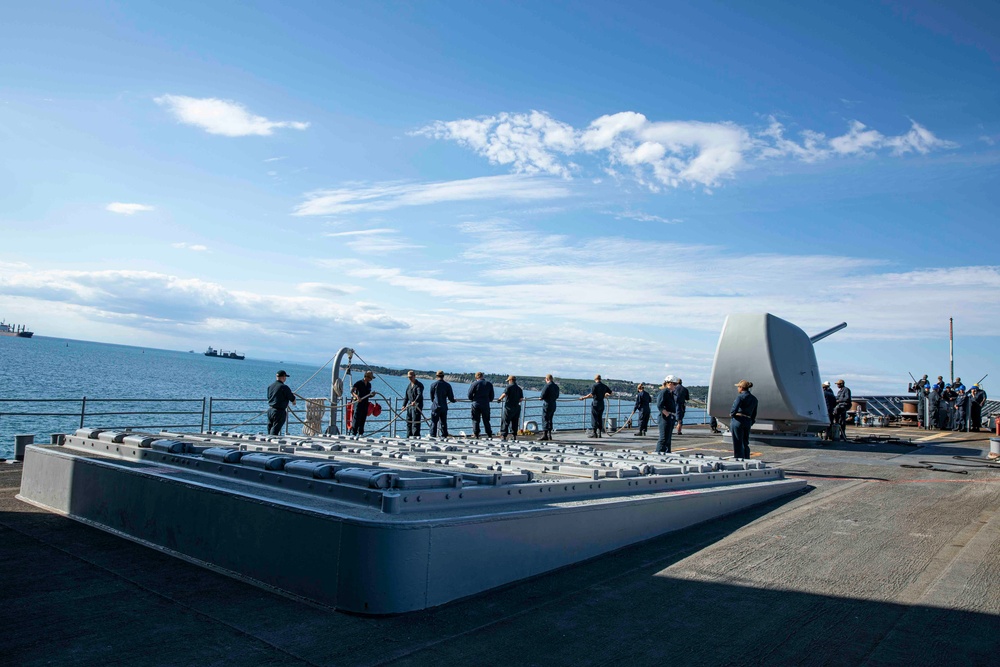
[899,463,968,475]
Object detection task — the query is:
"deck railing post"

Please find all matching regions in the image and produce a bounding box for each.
[80,396,87,428]
[207,397,214,432]
[200,397,206,432]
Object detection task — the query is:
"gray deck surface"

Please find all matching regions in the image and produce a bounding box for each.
[3,425,998,666]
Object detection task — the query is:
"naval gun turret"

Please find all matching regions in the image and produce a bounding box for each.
[707,313,846,444]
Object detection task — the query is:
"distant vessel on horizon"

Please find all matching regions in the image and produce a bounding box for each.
[0,320,33,338]
[204,346,244,360]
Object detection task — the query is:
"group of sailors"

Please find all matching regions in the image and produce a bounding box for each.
[367,371,699,456]
[401,370,548,442]
[269,366,767,460]
[822,379,853,440]
[912,375,988,432]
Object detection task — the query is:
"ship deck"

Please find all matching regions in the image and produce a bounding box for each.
[3,424,999,666]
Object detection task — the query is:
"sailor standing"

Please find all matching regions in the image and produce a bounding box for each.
[429,371,456,438]
[538,374,560,441]
[928,383,942,429]
[672,378,690,435]
[403,370,424,438]
[970,385,987,432]
[633,383,651,436]
[266,370,296,436]
[497,376,524,442]
[941,384,956,430]
[350,370,375,436]
[655,378,677,453]
[822,381,837,440]
[730,380,758,459]
[954,388,969,432]
[579,374,613,438]
[833,379,852,440]
[467,372,495,439]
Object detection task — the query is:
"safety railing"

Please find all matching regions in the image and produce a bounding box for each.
[0,395,709,443]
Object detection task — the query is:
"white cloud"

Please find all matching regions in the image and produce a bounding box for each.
[614,211,682,224]
[324,228,424,254]
[418,111,956,190]
[414,111,579,178]
[323,221,1000,347]
[885,120,959,155]
[829,120,886,155]
[171,242,209,252]
[293,175,572,216]
[264,156,288,162]
[0,269,409,334]
[106,202,154,215]
[296,282,360,296]
[154,95,309,137]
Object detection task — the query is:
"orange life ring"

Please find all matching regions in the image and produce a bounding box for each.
[372,402,382,417]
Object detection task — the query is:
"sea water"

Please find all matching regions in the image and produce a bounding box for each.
[0,336,705,459]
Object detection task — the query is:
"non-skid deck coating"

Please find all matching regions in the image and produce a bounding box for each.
[3,425,999,666]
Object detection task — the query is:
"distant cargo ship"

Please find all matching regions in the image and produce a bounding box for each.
[204,346,244,360]
[0,321,33,338]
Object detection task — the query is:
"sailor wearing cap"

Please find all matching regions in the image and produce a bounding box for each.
[579,374,613,438]
[673,378,690,435]
[656,377,678,453]
[822,381,837,440]
[941,384,956,429]
[403,371,424,438]
[267,370,296,435]
[429,370,456,438]
[970,384,987,432]
[833,379,852,439]
[350,370,376,436]
[953,386,970,432]
[928,382,942,429]
[468,372,495,439]
[497,376,524,442]
[730,380,758,458]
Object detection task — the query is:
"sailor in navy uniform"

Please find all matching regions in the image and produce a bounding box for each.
[403,370,424,438]
[429,370,455,438]
[633,383,651,436]
[656,378,677,453]
[497,376,524,441]
[539,374,560,441]
[579,374,613,437]
[730,379,758,459]
[267,370,296,435]
[467,372,495,438]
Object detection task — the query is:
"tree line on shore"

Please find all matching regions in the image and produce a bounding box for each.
[359,364,708,403]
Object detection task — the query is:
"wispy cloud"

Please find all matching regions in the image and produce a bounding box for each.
[171,242,209,252]
[296,282,360,297]
[325,221,1000,344]
[293,175,572,216]
[0,269,409,333]
[106,202,154,215]
[263,156,288,162]
[324,228,424,254]
[614,211,682,224]
[155,95,309,137]
[417,111,957,190]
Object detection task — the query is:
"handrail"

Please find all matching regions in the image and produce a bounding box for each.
[0,394,709,444]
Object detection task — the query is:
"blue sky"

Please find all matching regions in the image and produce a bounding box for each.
[2,0,998,392]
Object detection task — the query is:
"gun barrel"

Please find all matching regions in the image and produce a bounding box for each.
[809,322,847,344]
